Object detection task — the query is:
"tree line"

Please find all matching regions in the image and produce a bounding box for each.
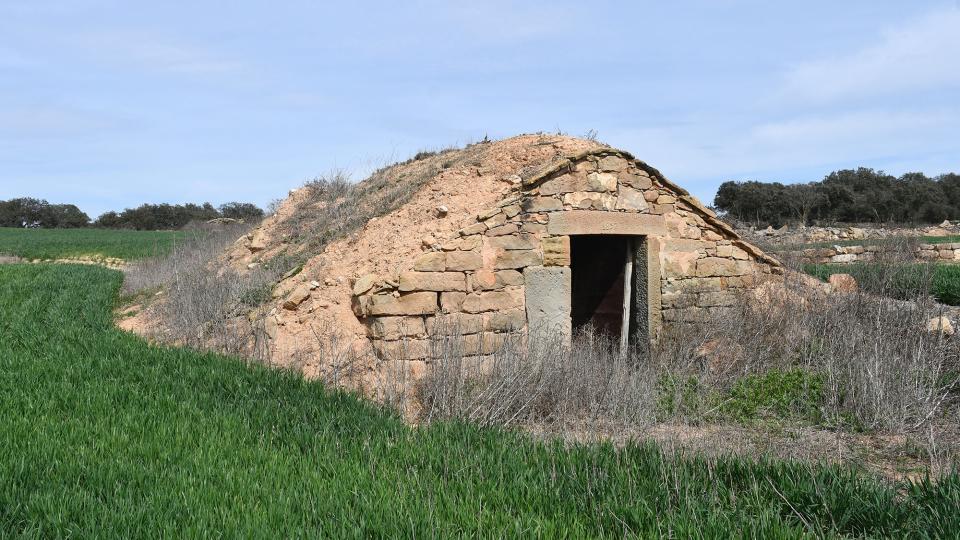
[714,168,960,227]
[0,198,264,230]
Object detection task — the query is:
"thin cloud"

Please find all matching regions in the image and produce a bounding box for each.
[779,7,960,103]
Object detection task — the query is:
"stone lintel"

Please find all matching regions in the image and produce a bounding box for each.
[547,210,667,236]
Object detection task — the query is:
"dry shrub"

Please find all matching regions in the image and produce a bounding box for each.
[413,264,958,441]
[123,221,277,358]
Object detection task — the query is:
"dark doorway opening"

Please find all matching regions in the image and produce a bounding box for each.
[570,235,648,349]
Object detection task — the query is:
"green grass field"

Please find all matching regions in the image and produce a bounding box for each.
[1,264,957,536]
[0,228,186,261]
[805,262,960,305]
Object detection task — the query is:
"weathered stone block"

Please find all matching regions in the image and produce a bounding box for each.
[694,258,750,277]
[503,204,521,218]
[715,245,749,260]
[367,292,438,316]
[643,190,659,202]
[414,252,446,271]
[426,313,484,335]
[282,284,311,310]
[366,316,426,340]
[459,223,487,236]
[598,155,629,172]
[541,236,571,266]
[462,289,523,313]
[521,222,547,234]
[399,271,467,292]
[485,309,526,332]
[586,172,618,192]
[830,253,858,263]
[656,194,677,204]
[538,173,587,196]
[372,339,430,360]
[563,192,616,210]
[486,223,520,237]
[524,266,571,340]
[522,197,563,212]
[446,251,483,271]
[619,172,652,190]
[489,234,537,250]
[440,291,467,313]
[494,250,542,270]
[616,186,648,211]
[473,269,524,291]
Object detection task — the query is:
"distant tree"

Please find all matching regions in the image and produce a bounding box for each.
[0,198,89,228]
[219,202,264,221]
[714,167,960,226]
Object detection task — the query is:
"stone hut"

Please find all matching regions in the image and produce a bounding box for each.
[349,147,782,360]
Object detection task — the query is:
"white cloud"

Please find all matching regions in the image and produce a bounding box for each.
[779,7,960,103]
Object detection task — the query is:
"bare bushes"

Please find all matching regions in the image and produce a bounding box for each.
[123,222,276,357]
[412,271,958,441]
[416,328,658,428]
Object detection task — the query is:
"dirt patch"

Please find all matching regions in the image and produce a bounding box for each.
[528,421,957,482]
[0,255,22,264]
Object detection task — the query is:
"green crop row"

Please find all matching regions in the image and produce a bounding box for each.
[0,227,188,261]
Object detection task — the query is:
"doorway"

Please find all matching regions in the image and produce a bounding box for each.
[570,235,649,349]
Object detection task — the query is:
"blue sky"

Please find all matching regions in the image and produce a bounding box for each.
[1,1,958,219]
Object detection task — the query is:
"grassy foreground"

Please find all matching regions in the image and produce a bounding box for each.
[1,264,957,537]
[0,228,185,261]
[805,262,960,306]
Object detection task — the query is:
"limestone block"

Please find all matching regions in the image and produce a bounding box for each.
[661,251,699,276]
[367,292,438,316]
[440,291,467,313]
[442,235,481,251]
[539,173,587,196]
[697,291,738,307]
[694,258,751,277]
[541,236,571,266]
[352,274,378,295]
[486,223,520,237]
[523,266,571,339]
[446,251,483,271]
[830,253,858,263]
[598,155,629,172]
[616,186,649,211]
[585,172,618,192]
[650,204,675,215]
[643,190,660,202]
[715,245,749,260]
[661,291,696,309]
[477,207,501,221]
[494,250,542,270]
[282,284,312,310]
[489,234,537,250]
[522,197,563,212]
[372,339,430,360]
[656,194,677,204]
[485,309,526,332]
[619,172,652,190]
[503,205,521,218]
[414,252,447,271]
[484,212,507,228]
[366,316,426,340]
[473,269,524,291]
[563,191,616,210]
[399,271,467,292]
[521,222,547,234]
[426,313,484,335]
[459,222,487,236]
[461,289,524,313]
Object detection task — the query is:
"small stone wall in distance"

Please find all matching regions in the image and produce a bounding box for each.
[791,243,960,265]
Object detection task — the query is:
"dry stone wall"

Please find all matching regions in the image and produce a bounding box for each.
[351,149,782,361]
[794,242,960,265]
